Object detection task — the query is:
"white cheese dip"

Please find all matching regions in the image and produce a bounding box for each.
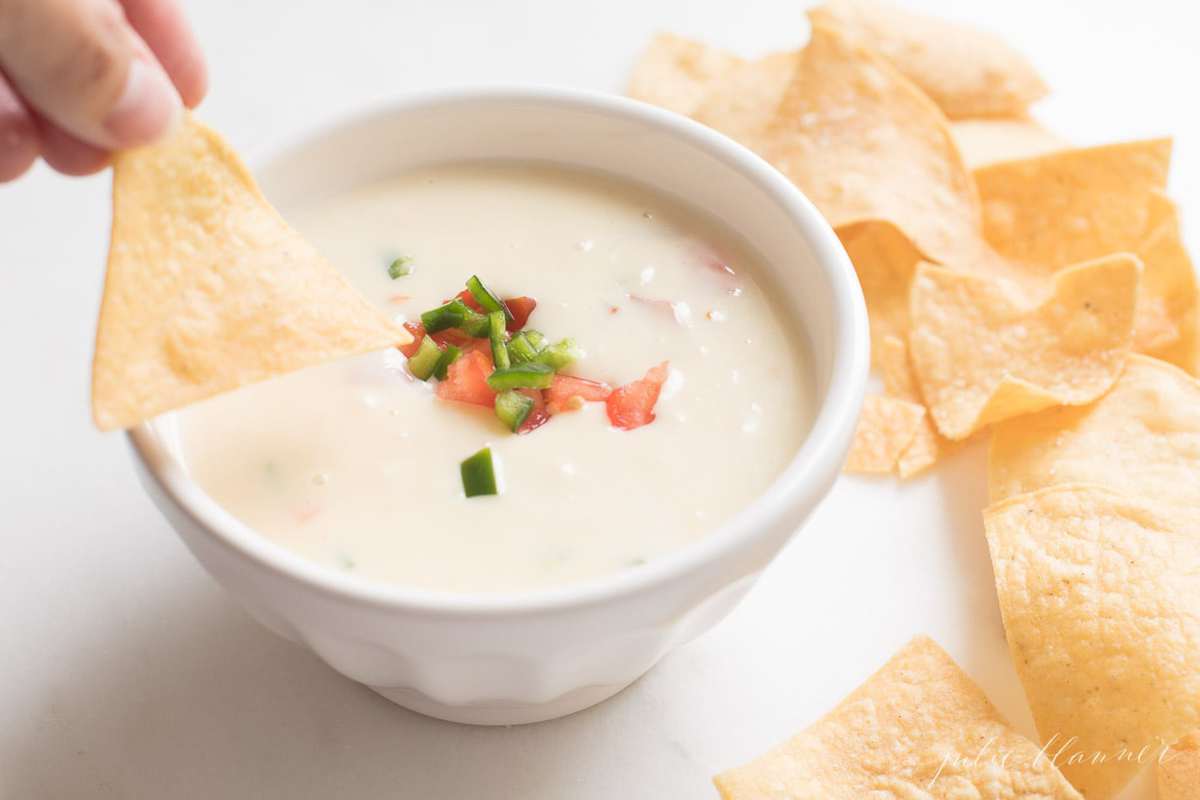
[178,163,813,592]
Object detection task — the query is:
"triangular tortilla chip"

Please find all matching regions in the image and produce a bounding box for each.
[985,485,1200,799]
[844,395,925,474]
[908,255,1140,440]
[838,220,922,366]
[878,334,949,477]
[976,141,1191,360]
[808,0,1049,119]
[1136,193,1199,370]
[713,636,1082,799]
[989,355,1200,504]
[626,33,747,117]
[951,118,1069,168]
[760,22,989,268]
[92,115,408,430]
[976,139,1172,271]
[1160,731,1200,800]
[692,50,798,144]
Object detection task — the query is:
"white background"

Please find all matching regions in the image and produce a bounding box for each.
[1,1,1196,797]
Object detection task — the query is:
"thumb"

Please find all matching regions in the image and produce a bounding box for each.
[0,0,182,150]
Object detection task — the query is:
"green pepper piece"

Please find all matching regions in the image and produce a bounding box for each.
[460,447,499,498]
[488,311,510,369]
[535,338,583,370]
[432,344,462,381]
[387,256,413,279]
[466,275,513,322]
[486,363,555,391]
[406,335,443,381]
[494,390,534,432]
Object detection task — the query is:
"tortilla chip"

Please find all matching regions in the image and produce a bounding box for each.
[838,220,923,366]
[952,118,1069,168]
[989,354,1200,504]
[627,33,746,117]
[761,22,988,268]
[836,220,944,476]
[808,0,1048,119]
[908,255,1140,440]
[1136,193,1199,369]
[985,485,1200,799]
[844,395,925,474]
[92,115,408,431]
[1160,731,1200,800]
[877,335,945,477]
[692,51,798,144]
[976,139,1172,271]
[713,636,1082,799]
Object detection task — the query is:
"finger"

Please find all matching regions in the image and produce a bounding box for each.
[36,114,110,176]
[0,68,38,182]
[0,0,181,150]
[119,0,207,108]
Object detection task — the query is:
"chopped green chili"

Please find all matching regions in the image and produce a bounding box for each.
[432,344,462,380]
[460,447,499,497]
[488,311,510,369]
[486,362,555,391]
[535,338,582,370]
[466,275,513,322]
[406,335,443,380]
[461,308,491,338]
[494,389,534,432]
[387,256,413,279]
[420,299,469,333]
[506,332,539,364]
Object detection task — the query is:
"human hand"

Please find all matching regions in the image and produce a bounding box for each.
[0,0,206,182]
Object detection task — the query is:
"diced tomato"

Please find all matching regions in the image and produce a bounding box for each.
[430,327,473,348]
[400,320,473,355]
[453,289,485,312]
[398,322,425,357]
[606,362,669,431]
[504,296,537,331]
[546,375,613,415]
[517,389,550,434]
[436,350,495,407]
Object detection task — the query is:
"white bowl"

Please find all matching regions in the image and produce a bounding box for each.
[128,87,868,726]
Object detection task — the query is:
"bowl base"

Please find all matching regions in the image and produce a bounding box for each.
[369,679,634,726]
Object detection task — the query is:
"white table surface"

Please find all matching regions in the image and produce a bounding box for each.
[2,1,1195,797]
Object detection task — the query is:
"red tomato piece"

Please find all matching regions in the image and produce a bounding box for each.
[606,362,669,430]
[504,296,537,331]
[430,327,474,348]
[453,289,486,312]
[398,322,425,357]
[436,350,495,407]
[516,388,550,434]
[546,375,613,415]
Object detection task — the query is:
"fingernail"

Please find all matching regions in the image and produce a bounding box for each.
[103,59,183,147]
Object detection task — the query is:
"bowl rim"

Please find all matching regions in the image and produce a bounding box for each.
[127,85,869,619]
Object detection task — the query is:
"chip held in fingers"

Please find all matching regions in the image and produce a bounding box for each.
[713,636,1082,799]
[91,114,409,431]
[908,254,1140,440]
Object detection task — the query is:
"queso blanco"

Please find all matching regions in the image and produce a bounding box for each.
[177,163,813,592]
